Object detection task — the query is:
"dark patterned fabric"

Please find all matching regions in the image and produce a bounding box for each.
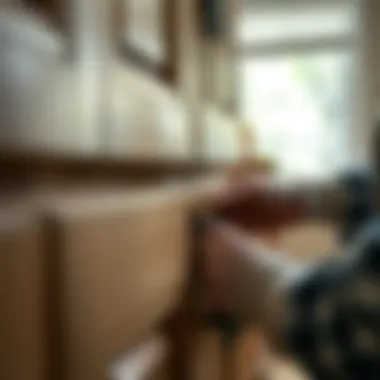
[339,170,373,242]
[286,219,380,380]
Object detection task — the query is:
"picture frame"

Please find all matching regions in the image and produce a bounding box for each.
[118,0,177,83]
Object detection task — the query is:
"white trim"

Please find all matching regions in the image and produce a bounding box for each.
[242,0,356,9]
[237,35,355,57]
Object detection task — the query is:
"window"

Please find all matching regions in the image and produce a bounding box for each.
[238,0,358,179]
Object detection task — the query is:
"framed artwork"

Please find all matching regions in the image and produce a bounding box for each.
[119,0,177,83]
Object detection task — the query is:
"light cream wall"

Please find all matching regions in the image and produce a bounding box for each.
[0,8,86,153]
[104,62,191,159]
[0,4,193,159]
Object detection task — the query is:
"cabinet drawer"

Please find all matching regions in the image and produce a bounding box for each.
[46,189,188,380]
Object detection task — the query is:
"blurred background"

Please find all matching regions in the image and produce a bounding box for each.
[0,1,379,380]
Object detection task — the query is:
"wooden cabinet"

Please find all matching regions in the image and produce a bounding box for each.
[0,2,268,379]
[0,147,274,380]
[0,184,191,380]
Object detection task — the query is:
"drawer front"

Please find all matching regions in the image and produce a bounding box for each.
[47,190,188,380]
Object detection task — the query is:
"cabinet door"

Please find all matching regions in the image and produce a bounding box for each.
[45,188,188,380]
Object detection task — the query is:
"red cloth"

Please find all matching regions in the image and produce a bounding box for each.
[213,177,305,232]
